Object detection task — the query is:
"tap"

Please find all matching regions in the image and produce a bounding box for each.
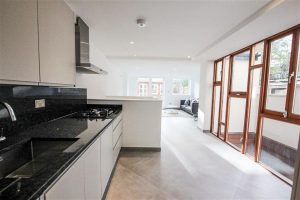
[0,102,17,142]
[1,102,17,121]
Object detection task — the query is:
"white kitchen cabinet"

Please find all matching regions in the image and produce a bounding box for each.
[100,125,114,195]
[45,119,122,200]
[84,138,102,200]
[0,0,40,83]
[45,156,85,200]
[38,0,76,86]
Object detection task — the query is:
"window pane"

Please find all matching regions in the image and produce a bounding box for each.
[172,79,191,95]
[292,35,300,115]
[137,78,150,96]
[227,98,246,150]
[151,78,164,97]
[260,118,300,183]
[266,34,293,112]
[213,86,221,135]
[246,68,262,156]
[216,61,222,81]
[251,42,264,65]
[231,51,250,92]
[221,56,230,122]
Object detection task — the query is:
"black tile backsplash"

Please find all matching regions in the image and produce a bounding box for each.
[0,85,87,138]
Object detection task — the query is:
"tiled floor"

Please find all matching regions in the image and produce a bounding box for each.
[106,117,291,200]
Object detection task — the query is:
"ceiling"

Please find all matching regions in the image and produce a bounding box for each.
[66,0,288,60]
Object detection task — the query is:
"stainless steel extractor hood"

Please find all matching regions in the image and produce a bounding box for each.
[75,17,108,75]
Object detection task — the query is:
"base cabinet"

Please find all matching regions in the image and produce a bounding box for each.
[100,125,114,194]
[84,138,102,200]
[45,113,122,200]
[45,156,85,200]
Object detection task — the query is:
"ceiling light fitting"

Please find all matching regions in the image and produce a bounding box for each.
[137,18,146,28]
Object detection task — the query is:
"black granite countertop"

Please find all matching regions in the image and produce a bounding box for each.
[0,110,121,200]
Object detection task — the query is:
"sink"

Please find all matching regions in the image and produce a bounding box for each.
[0,138,78,179]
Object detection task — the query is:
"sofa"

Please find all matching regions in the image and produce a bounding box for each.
[180,99,198,116]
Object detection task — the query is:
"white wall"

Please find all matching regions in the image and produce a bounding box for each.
[197,61,213,131]
[108,58,200,107]
[76,30,124,99]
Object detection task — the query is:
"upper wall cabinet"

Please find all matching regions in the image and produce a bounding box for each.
[38,0,76,86]
[0,0,75,86]
[0,0,40,83]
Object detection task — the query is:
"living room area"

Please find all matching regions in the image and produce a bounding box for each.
[110,58,200,118]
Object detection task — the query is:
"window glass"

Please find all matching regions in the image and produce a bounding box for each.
[213,86,221,135]
[172,79,191,95]
[246,68,262,156]
[231,51,250,92]
[227,98,246,150]
[216,61,222,81]
[265,34,293,112]
[260,118,300,183]
[251,42,264,65]
[151,78,164,97]
[221,56,230,122]
[292,34,300,115]
[137,78,150,96]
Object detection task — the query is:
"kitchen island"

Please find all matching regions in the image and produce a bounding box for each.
[89,96,162,151]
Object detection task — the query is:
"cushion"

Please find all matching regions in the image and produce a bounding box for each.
[184,99,190,106]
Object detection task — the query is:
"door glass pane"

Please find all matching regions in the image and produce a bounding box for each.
[227,98,246,150]
[216,61,222,81]
[221,56,230,123]
[260,118,300,183]
[251,42,264,65]
[213,86,221,135]
[246,68,262,156]
[266,34,293,112]
[231,51,250,92]
[292,35,300,115]
[220,124,225,140]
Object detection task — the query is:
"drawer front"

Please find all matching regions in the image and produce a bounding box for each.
[113,133,122,163]
[113,120,122,148]
[112,113,122,130]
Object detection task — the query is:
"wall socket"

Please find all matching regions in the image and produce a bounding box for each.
[35,99,46,108]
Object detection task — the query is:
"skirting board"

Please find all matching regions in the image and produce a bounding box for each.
[121,147,161,152]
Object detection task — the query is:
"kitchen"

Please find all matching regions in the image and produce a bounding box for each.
[1,0,300,200]
[0,0,161,199]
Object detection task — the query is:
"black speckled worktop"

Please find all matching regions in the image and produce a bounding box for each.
[0,111,121,200]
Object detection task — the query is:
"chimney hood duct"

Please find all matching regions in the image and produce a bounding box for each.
[75,17,108,75]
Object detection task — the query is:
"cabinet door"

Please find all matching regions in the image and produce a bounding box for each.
[45,156,85,200]
[100,125,114,195]
[0,0,40,83]
[38,0,75,86]
[84,138,102,200]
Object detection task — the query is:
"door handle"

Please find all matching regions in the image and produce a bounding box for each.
[288,72,295,84]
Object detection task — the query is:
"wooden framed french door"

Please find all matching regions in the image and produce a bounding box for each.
[210,59,223,137]
[224,49,251,151]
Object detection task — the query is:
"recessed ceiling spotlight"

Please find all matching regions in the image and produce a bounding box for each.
[129,41,135,45]
[187,56,191,59]
[133,54,137,57]
[137,18,146,28]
